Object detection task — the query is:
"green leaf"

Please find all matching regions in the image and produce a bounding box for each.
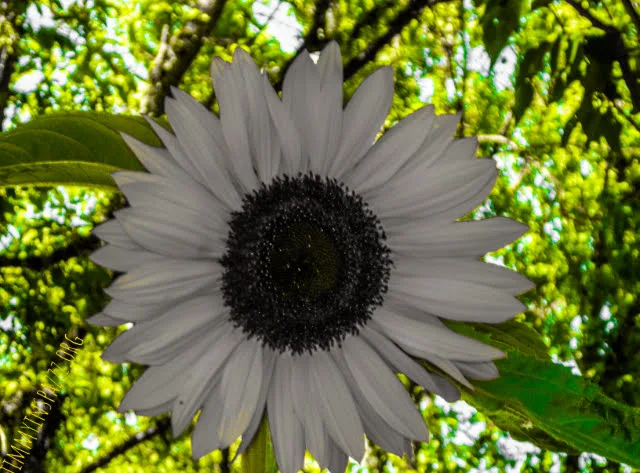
[421,320,640,467]
[514,45,549,122]
[243,413,279,473]
[531,0,553,9]
[480,0,523,67]
[0,112,167,190]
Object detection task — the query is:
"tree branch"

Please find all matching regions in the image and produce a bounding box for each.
[272,0,331,92]
[0,1,28,131]
[621,0,640,34]
[79,419,171,473]
[342,0,454,84]
[0,235,103,272]
[565,0,640,112]
[139,0,230,116]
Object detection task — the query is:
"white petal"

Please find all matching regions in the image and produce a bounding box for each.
[102,297,171,323]
[89,244,165,272]
[191,380,224,459]
[230,347,278,463]
[387,216,529,259]
[267,355,306,473]
[85,312,125,327]
[112,170,229,232]
[119,131,194,181]
[233,49,278,182]
[387,274,527,323]
[316,41,344,176]
[326,435,350,473]
[330,67,394,181]
[104,258,221,305]
[128,293,229,365]
[92,219,140,251]
[215,60,259,193]
[282,50,321,173]
[216,341,263,446]
[370,306,505,361]
[114,206,223,260]
[456,360,499,380]
[117,334,213,412]
[418,352,475,390]
[348,106,435,194]
[101,293,226,365]
[143,115,206,187]
[341,335,430,441]
[171,323,246,437]
[331,349,415,458]
[165,88,243,210]
[263,72,302,176]
[291,354,330,466]
[192,340,263,458]
[393,256,535,296]
[136,400,174,417]
[367,160,496,221]
[359,324,461,402]
[309,350,365,461]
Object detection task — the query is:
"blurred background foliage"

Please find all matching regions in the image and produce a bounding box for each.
[0,0,639,472]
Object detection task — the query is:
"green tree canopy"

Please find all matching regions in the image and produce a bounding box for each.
[1,0,639,472]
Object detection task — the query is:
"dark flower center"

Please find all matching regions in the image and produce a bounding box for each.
[219,172,393,355]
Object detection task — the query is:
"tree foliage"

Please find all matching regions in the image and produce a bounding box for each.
[1,0,640,472]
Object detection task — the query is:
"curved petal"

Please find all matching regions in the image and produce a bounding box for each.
[317,41,344,176]
[112,170,229,232]
[359,324,461,402]
[331,344,422,455]
[233,49,279,182]
[192,340,263,458]
[166,86,243,210]
[92,219,140,251]
[143,115,206,188]
[230,347,278,463]
[102,297,175,323]
[89,243,165,273]
[267,355,306,473]
[213,57,259,193]
[117,333,213,412]
[263,73,301,176]
[101,293,226,365]
[282,49,321,174]
[330,67,394,181]
[348,105,436,194]
[290,353,330,467]
[309,349,365,461]
[387,216,530,259]
[387,274,527,323]
[326,435,350,473]
[104,258,221,305]
[340,335,429,441]
[392,256,535,296]
[456,360,500,380]
[114,206,224,260]
[120,131,192,180]
[368,159,496,222]
[85,312,125,327]
[370,305,505,361]
[171,323,246,437]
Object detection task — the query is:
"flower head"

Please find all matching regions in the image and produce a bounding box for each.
[89,41,533,473]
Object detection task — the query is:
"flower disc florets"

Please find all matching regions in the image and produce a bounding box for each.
[220,172,393,355]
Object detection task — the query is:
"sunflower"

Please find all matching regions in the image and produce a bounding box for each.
[88,41,533,473]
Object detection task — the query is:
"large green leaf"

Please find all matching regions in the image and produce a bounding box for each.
[0,112,166,190]
[514,44,549,123]
[420,320,640,467]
